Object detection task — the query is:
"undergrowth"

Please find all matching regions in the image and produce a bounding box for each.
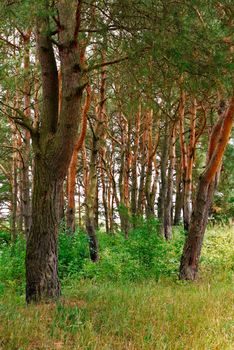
[0,220,233,296]
[0,223,233,349]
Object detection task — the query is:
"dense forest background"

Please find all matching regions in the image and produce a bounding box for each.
[0,0,233,349]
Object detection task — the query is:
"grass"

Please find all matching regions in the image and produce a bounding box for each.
[0,272,233,350]
[0,224,233,349]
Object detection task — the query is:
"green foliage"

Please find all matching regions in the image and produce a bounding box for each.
[0,234,25,295]
[0,220,183,296]
[0,223,233,298]
[58,225,90,279]
[0,231,11,244]
[201,225,234,273]
[79,219,184,282]
[211,143,234,223]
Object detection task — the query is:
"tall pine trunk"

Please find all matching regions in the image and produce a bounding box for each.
[164,123,176,240]
[158,117,169,228]
[131,107,140,219]
[66,85,90,233]
[85,135,99,262]
[26,160,62,302]
[26,1,85,302]
[174,157,183,225]
[180,96,234,280]
[183,98,196,231]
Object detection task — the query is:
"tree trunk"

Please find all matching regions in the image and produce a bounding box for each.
[131,107,140,219]
[26,160,61,302]
[179,178,215,280]
[173,158,183,225]
[66,84,90,233]
[180,96,234,280]
[22,31,32,239]
[137,119,147,216]
[183,98,196,230]
[118,116,131,237]
[85,137,99,262]
[94,179,99,230]
[11,124,18,239]
[101,161,109,233]
[158,118,169,230]
[26,0,85,302]
[164,124,176,240]
[59,185,65,223]
[145,110,154,219]
[84,49,107,255]
[145,111,159,220]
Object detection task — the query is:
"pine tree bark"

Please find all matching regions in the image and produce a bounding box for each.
[183,98,196,230]
[173,157,183,225]
[10,124,18,240]
[84,50,107,258]
[145,111,159,220]
[98,54,109,233]
[158,117,169,227]
[26,1,86,302]
[66,85,90,233]
[85,134,100,261]
[26,160,62,302]
[178,90,190,230]
[164,123,176,240]
[119,116,131,237]
[131,106,141,219]
[22,31,32,238]
[101,160,109,233]
[145,110,154,219]
[137,117,147,216]
[179,96,234,280]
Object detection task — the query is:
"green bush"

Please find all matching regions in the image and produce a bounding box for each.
[0,221,233,297]
[0,234,25,295]
[79,218,185,282]
[201,226,234,272]
[0,231,11,245]
[58,227,90,279]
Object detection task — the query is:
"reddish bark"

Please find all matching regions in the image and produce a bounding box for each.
[180,96,234,280]
[183,98,197,230]
[66,85,91,232]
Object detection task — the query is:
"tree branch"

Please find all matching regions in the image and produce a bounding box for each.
[85,55,129,72]
[0,101,36,135]
[0,35,19,49]
[74,0,83,43]
[36,11,59,135]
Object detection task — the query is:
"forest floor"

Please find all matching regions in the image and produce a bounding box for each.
[0,225,233,350]
[0,271,233,350]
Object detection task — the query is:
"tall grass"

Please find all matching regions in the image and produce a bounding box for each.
[0,275,233,349]
[0,224,233,349]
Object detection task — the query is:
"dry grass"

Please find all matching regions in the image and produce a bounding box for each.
[0,273,233,350]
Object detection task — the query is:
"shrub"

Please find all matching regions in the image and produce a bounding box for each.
[58,226,90,278]
[201,226,234,272]
[79,218,185,282]
[0,222,232,297]
[0,234,25,295]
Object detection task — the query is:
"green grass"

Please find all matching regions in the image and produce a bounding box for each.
[0,274,233,350]
[0,224,233,349]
